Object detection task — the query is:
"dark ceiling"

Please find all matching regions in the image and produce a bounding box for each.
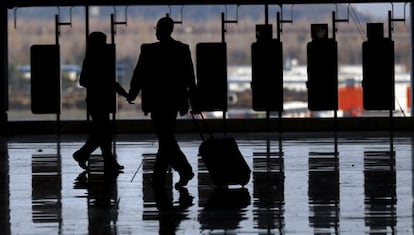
[3,0,410,8]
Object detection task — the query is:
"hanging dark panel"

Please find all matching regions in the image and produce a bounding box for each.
[251,38,283,112]
[362,23,395,111]
[30,44,61,114]
[306,24,338,111]
[196,42,227,112]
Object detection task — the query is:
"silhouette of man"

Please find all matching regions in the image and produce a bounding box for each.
[73,31,126,172]
[128,17,196,188]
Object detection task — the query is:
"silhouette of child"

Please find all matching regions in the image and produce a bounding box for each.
[73,31,125,172]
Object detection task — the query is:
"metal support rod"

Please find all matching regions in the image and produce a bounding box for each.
[55,14,59,45]
[220,10,238,134]
[54,13,71,135]
[221,11,225,132]
[388,10,393,40]
[274,5,294,45]
[334,110,338,154]
[332,11,339,154]
[277,4,294,36]
[388,10,394,134]
[110,13,117,152]
[168,5,183,24]
[264,4,271,134]
[85,6,90,122]
[111,14,115,44]
[111,12,127,44]
[221,11,238,43]
[386,5,405,133]
[55,15,61,135]
[332,11,337,129]
[111,32,116,152]
[332,9,349,42]
[387,8,407,40]
[277,12,281,40]
[221,12,226,42]
[110,12,126,153]
[332,11,336,41]
[277,10,283,132]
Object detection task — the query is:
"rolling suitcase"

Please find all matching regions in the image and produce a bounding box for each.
[191,112,251,187]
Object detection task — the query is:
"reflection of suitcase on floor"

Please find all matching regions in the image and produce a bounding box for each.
[192,113,251,187]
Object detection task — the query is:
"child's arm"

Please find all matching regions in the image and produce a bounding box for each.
[115,82,135,104]
[115,82,129,98]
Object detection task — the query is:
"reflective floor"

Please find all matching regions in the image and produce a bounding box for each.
[0,132,413,234]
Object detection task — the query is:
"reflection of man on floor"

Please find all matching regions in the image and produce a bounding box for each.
[153,186,194,233]
[128,17,196,188]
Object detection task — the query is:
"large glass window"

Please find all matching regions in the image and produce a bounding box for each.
[7,4,411,121]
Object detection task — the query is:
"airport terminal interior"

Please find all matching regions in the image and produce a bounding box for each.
[2,0,414,234]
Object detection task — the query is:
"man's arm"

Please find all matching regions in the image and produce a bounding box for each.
[115,82,128,97]
[128,46,146,102]
[79,59,89,88]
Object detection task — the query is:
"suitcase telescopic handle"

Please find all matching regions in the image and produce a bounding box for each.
[190,111,214,141]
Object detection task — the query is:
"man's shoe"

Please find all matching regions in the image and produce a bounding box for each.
[175,172,195,189]
[73,151,89,170]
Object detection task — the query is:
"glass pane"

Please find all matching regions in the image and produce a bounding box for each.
[7,4,412,121]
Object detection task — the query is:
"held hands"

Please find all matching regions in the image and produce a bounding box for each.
[126,93,135,104]
[114,82,135,104]
[115,82,129,98]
